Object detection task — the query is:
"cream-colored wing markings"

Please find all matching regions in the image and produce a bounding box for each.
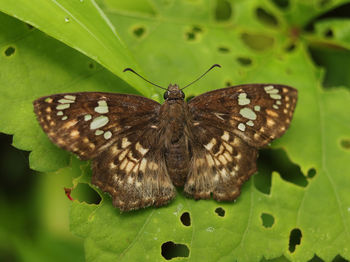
[33,92,160,160]
[184,124,258,201]
[188,84,298,148]
[92,127,175,211]
[185,84,297,200]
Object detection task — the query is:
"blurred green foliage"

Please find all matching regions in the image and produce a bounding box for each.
[1,0,350,261]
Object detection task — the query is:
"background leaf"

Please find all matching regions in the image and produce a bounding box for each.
[1,0,350,261]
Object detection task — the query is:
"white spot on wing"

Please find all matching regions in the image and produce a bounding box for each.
[58,99,75,104]
[136,142,149,155]
[264,85,274,91]
[84,114,92,121]
[56,104,70,110]
[204,138,216,151]
[270,94,282,100]
[104,131,112,140]
[239,108,257,120]
[246,120,254,126]
[238,93,250,105]
[64,95,76,101]
[90,115,109,129]
[221,131,230,141]
[94,100,109,114]
[95,129,104,136]
[121,138,131,148]
[238,123,246,131]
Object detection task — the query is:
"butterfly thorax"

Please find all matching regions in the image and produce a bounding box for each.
[159,84,191,186]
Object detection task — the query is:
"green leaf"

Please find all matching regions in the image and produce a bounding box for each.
[0,0,153,95]
[1,0,350,261]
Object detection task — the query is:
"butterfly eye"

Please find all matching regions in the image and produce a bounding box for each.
[163,91,169,100]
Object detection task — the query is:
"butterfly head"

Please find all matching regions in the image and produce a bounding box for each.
[163,84,185,100]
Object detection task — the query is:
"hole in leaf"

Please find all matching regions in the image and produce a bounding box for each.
[324,28,334,38]
[237,57,252,66]
[215,0,232,22]
[88,62,95,69]
[256,8,278,27]
[285,43,296,52]
[332,255,349,262]
[340,139,350,150]
[215,207,225,217]
[307,168,317,178]
[218,46,230,53]
[309,46,350,88]
[185,31,196,41]
[161,241,190,260]
[256,149,307,194]
[261,213,274,228]
[4,46,15,57]
[71,183,101,205]
[132,26,146,38]
[241,33,274,51]
[26,23,34,30]
[309,254,324,262]
[289,228,302,253]
[192,25,203,33]
[271,0,289,10]
[304,3,350,32]
[180,212,191,226]
[185,25,203,42]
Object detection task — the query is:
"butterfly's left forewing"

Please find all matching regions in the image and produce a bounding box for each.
[33,92,160,160]
[34,92,176,211]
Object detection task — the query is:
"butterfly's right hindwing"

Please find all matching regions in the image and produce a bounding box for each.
[185,84,297,200]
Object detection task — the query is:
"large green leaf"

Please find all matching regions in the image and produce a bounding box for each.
[1,0,350,261]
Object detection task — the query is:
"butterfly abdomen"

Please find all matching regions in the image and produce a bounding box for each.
[160,99,191,187]
[165,135,191,186]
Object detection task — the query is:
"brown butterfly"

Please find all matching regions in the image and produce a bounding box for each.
[33,65,297,211]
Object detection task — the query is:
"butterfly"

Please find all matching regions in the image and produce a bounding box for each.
[33,65,297,211]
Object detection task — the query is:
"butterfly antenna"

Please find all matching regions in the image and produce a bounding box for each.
[181,64,221,90]
[123,68,167,90]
